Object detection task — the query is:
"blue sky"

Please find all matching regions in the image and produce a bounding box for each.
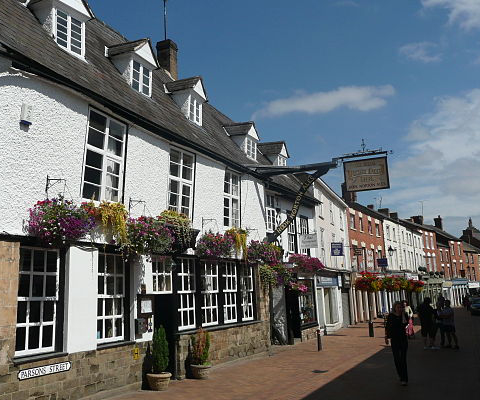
[89,0,480,236]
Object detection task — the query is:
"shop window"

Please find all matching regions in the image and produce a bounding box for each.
[223,261,237,323]
[177,258,196,330]
[323,287,339,324]
[201,261,219,327]
[97,254,125,344]
[152,257,173,293]
[298,279,316,326]
[241,265,254,321]
[15,247,60,357]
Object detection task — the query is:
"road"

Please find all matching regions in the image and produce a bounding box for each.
[105,308,480,400]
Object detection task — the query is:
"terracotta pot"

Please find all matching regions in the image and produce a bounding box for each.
[146,372,171,391]
[190,364,211,379]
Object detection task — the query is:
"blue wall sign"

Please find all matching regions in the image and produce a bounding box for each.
[331,242,344,256]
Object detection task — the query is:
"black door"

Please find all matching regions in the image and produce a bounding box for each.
[154,294,177,375]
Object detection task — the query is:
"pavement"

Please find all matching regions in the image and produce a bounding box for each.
[106,308,480,400]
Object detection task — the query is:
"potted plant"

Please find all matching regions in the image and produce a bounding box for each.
[189,328,211,379]
[146,326,171,391]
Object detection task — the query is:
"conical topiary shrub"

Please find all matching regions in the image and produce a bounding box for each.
[147,326,171,391]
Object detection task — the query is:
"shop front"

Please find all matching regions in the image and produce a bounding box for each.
[315,272,343,333]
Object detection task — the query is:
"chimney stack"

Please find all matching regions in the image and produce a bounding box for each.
[367,204,374,210]
[156,39,178,80]
[411,215,424,225]
[434,215,443,230]
[341,183,357,203]
[378,208,390,216]
[389,212,398,220]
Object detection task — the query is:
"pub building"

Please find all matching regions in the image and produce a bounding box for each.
[0,0,321,398]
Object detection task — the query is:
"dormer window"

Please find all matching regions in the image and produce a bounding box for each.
[132,60,151,96]
[55,9,84,56]
[278,155,287,166]
[245,137,257,161]
[165,77,207,127]
[189,96,201,124]
[28,0,93,59]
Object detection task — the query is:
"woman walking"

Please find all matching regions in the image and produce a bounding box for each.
[385,301,409,386]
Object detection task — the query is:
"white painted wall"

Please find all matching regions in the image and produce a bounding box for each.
[64,246,98,353]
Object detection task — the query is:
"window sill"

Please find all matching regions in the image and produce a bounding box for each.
[13,351,68,366]
[97,340,135,351]
[176,320,261,336]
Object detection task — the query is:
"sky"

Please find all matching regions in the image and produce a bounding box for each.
[88,0,480,237]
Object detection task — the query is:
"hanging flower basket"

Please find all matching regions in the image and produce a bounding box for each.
[258,263,292,288]
[288,281,308,293]
[407,279,425,293]
[382,276,401,291]
[247,241,283,266]
[288,254,325,274]
[26,198,95,246]
[124,216,174,257]
[81,201,128,245]
[158,210,198,253]
[195,231,235,259]
[225,227,248,259]
[354,271,382,292]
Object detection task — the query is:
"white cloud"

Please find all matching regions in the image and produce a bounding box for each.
[253,85,395,118]
[399,42,442,63]
[385,88,480,234]
[422,0,480,30]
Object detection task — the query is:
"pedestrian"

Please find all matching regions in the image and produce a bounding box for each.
[403,300,414,339]
[462,295,471,311]
[416,297,438,349]
[436,296,446,347]
[385,301,409,386]
[439,300,459,350]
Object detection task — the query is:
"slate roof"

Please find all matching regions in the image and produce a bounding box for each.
[165,76,206,98]
[223,122,256,137]
[0,0,315,204]
[423,225,460,242]
[257,141,289,157]
[462,241,480,253]
[107,39,148,56]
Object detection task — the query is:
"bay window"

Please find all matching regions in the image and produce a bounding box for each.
[177,258,196,330]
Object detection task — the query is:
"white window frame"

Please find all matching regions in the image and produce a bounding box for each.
[245,137,257,161]
[299,217,309,255]
[178,258,196,331]
[223,262,238,324]
[15,247,60,357]
[265,194,277,232]
[241,265,254,321]
[287,217,296,253]
[201,261,219,327]
[168,148,194,217]
[131,59,152,97]
[189,96,202,125]
[329,201,334,225]
[339,211,344,231]
[349,213,355,229]
[97,253,125,344]
[152,257,173,294]
[81,109,126,202]
[224,171,240,227]
[54,8,85,58]
[277,155,287,166]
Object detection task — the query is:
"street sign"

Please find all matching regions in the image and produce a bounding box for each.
[299,234,318,249]
[331,242,344,256]
[343,156,390,192]
[377,258,388,268]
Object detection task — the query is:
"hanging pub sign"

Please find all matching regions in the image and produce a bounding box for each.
[331,242,344,256]
[377,258,388,268]
[353,246,363,256]
[299,234,318,249]
[343,156,390,192]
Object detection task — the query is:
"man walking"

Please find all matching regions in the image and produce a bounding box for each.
[416,297,438,349]
[436,295,446,347]
[439,300,459,349]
